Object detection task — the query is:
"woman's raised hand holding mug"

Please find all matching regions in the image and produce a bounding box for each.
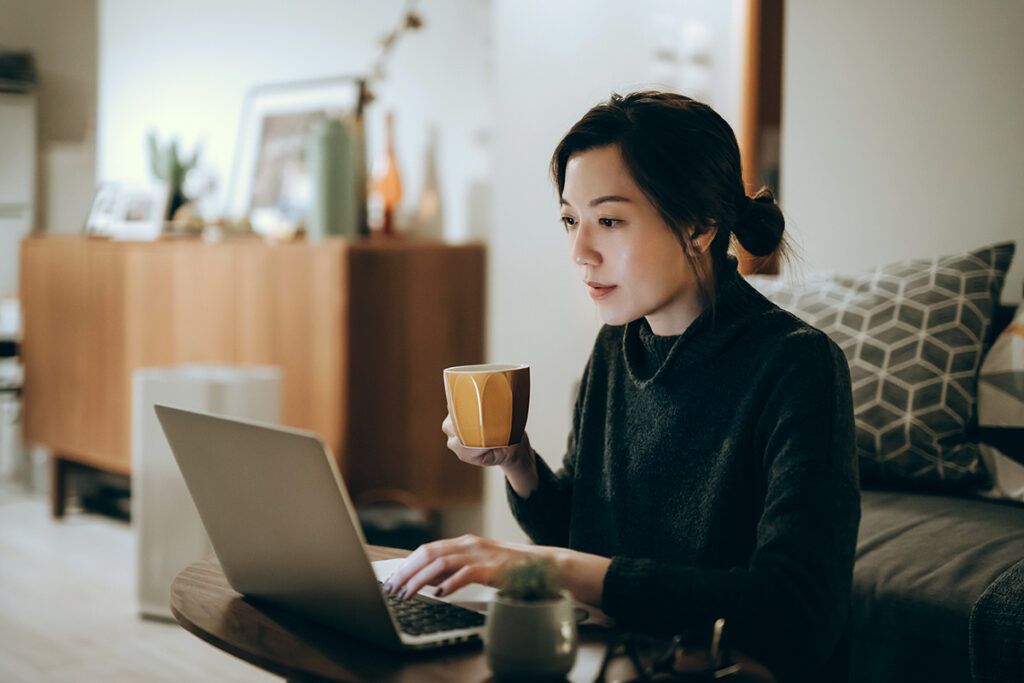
[442,363,532,468]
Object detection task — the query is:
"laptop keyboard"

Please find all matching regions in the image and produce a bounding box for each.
[384,590,486,636]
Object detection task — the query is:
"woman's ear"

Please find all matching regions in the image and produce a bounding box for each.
[689,225,718,253]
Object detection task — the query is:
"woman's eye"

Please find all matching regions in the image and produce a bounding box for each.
[598,218,620,228]
[560,216,577,229]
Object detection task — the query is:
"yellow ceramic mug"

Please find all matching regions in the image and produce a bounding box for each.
[443,364,530,448]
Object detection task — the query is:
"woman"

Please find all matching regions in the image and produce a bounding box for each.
[384,91,860,682]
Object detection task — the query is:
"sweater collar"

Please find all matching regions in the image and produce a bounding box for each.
[623,254,772,385]
[638,317,679,369]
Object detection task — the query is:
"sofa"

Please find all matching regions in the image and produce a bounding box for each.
[749,243,1023,683]
[852,301,1023,683]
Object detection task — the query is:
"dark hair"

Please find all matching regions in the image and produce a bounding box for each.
[551,91,788,310]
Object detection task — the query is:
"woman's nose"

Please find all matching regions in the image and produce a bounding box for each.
[570,223,601,267]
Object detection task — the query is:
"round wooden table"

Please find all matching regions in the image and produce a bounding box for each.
[170,546,775,682]
[170,546,613,682]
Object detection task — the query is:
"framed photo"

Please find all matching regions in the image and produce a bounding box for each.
[84,181,169,240]
[226,75,364,236]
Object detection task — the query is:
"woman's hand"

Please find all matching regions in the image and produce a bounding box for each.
[382,534,612,606]
[442,414,539,497]
[442,413,530,467]
[384,535,543,600]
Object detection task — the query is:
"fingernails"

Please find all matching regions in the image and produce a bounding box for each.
[383,581,393,594]
[434,586,445,598]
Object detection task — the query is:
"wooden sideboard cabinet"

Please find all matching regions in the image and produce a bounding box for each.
[19,235,485,517]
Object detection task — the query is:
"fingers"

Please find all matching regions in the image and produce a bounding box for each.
[385,535,479,599]
[447,433,465,454]
[401,553,475,599]
[446,432,500,465]
[442,414,523,467]
[443,416,479,459]
[385,542,441,596]
[436,564,492,598]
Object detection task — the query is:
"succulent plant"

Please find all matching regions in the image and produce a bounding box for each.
[147,131,202,220]
[498,559,562,602]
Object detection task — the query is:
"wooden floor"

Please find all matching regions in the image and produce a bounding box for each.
[0,483,277,682]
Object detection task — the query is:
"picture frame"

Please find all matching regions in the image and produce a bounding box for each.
[225,75,365,236]
[84,181,169,240]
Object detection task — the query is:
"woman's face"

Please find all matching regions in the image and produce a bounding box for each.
[560,145,708,335]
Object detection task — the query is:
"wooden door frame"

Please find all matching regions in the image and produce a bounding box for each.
[736,0,784,275]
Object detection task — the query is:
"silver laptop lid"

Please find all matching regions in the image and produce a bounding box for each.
[154,404,401,648]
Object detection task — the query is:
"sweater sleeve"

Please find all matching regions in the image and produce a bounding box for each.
[505,358,591,547]
[601,332,861,682]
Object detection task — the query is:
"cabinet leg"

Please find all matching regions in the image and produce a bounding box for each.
[50,455,67,519]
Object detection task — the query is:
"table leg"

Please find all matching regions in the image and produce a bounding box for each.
[50,455,68,519]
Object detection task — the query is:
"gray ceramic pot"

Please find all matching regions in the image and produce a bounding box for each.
[484,589,578,680]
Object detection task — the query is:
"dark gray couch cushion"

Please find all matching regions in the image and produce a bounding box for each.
[854,491,1024,682]
[971,559,1024,683]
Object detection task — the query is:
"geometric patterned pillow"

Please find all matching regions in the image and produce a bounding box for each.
[749,242,1016,492]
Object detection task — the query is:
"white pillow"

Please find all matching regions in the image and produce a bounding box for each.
[978,301,1024,501]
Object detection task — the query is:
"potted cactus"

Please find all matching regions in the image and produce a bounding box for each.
[147,131,201,221]
[485,559,579,680]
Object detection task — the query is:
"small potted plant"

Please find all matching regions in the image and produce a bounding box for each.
[485,559,579,680]
[147,131,202,221]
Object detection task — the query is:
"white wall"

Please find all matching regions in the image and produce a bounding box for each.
[0,0,96,144]
[486,0,744,541]
[0,0,97,260]
[96,0,744,540]
[781,0,1024,302]
[97,0,492,242]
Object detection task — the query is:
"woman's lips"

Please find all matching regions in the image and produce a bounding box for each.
[588,284,617,300]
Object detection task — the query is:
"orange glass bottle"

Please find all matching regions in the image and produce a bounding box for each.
[369,111,403,236]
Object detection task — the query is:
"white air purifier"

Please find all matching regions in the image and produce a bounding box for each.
[132,364,281,620]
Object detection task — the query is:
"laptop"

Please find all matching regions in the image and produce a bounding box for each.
[154,404,486,650]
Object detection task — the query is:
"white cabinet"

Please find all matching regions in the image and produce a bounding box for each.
[0,212,31,295]
[0,92,36,295]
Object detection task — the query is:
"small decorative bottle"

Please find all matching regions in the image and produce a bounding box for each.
[413,126,443,238]
[368,111,403,236]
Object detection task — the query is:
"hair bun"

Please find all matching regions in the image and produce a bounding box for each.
[734,187,785,257]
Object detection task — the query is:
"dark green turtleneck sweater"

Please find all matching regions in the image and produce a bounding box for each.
[507,255,860,683]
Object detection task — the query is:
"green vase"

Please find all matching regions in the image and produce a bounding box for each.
[307,118,358,241]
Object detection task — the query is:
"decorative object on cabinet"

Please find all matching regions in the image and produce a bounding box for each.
[367,111,404,236]
[306,116,360,241]
[146,131,202,221]
[84,181,169,240]
[410,126,444,239]
[226,75,364,238]
[222,1,428,242]
[367,0,424,86]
